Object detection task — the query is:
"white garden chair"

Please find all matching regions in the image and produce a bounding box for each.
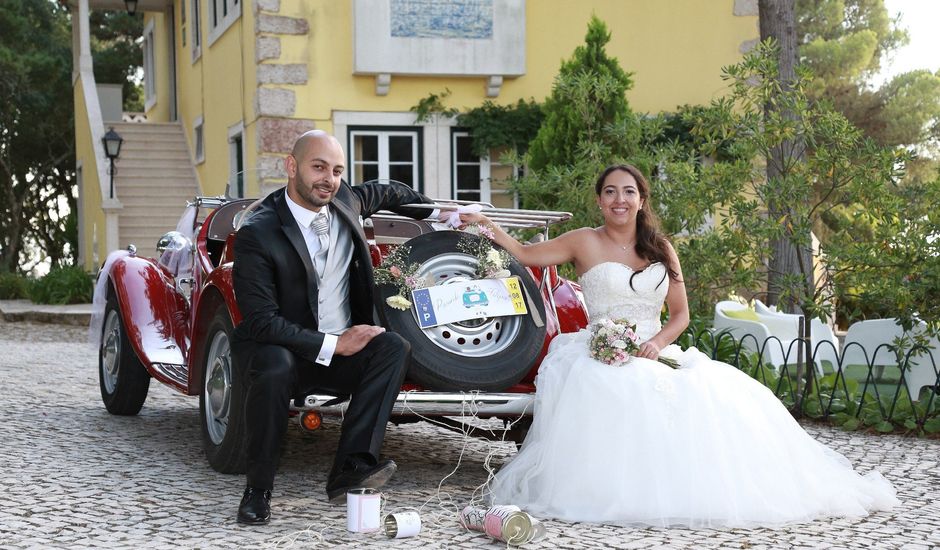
[713,300,823,375]
[752,300,841,373]
[841,318,940,402]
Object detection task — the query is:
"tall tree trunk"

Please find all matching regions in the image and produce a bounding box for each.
[760,0,816,415]
[759,0,812,313]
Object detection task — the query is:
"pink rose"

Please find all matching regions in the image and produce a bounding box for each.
[390,265,402,278]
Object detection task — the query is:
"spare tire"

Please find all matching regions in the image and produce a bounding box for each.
[377,231,546,391]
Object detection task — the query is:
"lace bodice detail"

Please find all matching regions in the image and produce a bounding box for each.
[578,262,669,342]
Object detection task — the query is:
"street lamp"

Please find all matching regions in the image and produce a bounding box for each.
[124,0,138,16]
[102,127,123,199]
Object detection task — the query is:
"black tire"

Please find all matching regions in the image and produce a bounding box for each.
[199,307,248,474]
[99,290,151,415]
[378,231,547,391]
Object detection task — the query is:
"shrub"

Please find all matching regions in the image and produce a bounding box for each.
[29,265,93,304]
[0,272,32,299]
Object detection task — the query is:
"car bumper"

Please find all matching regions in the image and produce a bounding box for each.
[294,391,535,417]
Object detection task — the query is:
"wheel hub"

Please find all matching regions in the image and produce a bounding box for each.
[203,331,231,445]
[413,253,522,358]
[101,311,121,393]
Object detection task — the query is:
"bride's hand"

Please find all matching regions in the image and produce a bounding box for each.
[458,212,489,228]
[637,340,661,360]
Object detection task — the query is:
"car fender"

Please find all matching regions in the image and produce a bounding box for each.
[107,255,189,375]
[187,263,240,395]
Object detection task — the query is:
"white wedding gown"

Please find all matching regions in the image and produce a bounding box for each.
[488,262,898,528]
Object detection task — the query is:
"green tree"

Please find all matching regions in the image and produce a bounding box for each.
[525,15,635,172]
[657,41,936,412]
[797,0,940,154]
[90,10,144,111]
[0,0,76,273]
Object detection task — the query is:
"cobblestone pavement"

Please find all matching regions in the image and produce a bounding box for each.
[1,320,938,550]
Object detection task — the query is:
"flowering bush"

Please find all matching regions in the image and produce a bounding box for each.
[457,225,512,279]
[589,318,679,368]
[373,245,429,310]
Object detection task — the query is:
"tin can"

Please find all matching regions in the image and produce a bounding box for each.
[383,511,422,538]
[346,488,381,533]
[460,505,532,545]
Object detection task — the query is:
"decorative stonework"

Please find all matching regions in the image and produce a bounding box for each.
[485,75,502,98]
[254,0,280,12]
[256,14,309,35]
[257,117,316,154]
[257,154,286,180]
[257,63,308,85]
[739,38,759,54]
[375,73,392,96]
[256,36,281,62]
[734,0,758,16]
[255,88,295,117]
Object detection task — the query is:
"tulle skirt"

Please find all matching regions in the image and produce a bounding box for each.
[487,331,899,528]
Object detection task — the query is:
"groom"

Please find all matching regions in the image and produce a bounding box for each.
[231,130,435,524]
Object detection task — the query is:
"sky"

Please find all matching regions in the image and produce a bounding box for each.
[874,0,940,84]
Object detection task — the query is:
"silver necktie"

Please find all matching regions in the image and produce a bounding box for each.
[311,213,330,277]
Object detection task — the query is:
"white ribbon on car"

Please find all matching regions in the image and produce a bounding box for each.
[441,203,484,229]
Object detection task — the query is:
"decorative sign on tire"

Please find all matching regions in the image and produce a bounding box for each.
[412,277,528,329]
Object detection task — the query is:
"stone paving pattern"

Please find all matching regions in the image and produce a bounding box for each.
[1,320,938,549]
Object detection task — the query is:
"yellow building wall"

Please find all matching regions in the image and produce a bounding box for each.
[74,78,106,271]
[275,0,756,122]
[147,0,756,198]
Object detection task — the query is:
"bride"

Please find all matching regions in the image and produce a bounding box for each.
[460,164,898,528]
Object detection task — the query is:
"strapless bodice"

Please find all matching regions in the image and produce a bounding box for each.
[578,262,669,341]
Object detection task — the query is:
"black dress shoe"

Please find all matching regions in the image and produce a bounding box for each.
[237,486,272,525]
[326,459,397,503]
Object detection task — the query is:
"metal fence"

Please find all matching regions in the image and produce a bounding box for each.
[679,328,940,435]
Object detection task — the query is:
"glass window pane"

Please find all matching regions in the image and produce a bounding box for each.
[354,163,379,185]
[457,191,481,202]
[388,135,413,162]
[456,165,481,191]
[354,135,378,162]
[388,164,414,187]
[455,135,477,163]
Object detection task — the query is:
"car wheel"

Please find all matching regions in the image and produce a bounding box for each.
[378,231,547,391]
[99,290,151,415]
[199,307,247,474]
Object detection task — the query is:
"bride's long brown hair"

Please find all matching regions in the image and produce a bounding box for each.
[595,164,679,288]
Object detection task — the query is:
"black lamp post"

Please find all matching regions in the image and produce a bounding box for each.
[102,127,123,199]
[125,0,138,16]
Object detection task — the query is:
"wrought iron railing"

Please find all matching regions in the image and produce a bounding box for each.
[678,328,940,435]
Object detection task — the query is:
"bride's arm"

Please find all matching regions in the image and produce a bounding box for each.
[637,242,690,359]
[458,212,582,268]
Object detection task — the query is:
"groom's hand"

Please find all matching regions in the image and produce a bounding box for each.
[335,325,385,356]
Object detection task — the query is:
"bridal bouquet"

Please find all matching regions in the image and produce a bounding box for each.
[589,318,679,369]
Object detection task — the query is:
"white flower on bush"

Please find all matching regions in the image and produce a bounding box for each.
[386,294,412,311]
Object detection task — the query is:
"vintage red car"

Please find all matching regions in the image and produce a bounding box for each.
[95,193,589,474]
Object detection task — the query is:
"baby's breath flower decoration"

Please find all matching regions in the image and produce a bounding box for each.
[374,245,428,310]
[457,225,512,279]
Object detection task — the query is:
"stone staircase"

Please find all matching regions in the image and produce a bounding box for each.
[111,122,200,255]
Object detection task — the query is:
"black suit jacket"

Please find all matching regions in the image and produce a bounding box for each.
[231,181,432,363]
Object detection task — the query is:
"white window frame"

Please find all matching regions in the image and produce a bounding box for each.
[348,129,421,191]
[193,115,205,164]
[227,121,246,197]
[207,0,241,47]
[191,0,202,62]
[143,19,156,111]
[452,131,518,207]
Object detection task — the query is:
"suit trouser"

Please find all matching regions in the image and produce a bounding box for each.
[238,332,410,490]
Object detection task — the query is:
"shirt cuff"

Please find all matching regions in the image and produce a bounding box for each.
[427,208,440,221]
[316,333,338,366]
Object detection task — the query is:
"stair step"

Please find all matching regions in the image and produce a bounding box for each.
[115,158,194,169]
